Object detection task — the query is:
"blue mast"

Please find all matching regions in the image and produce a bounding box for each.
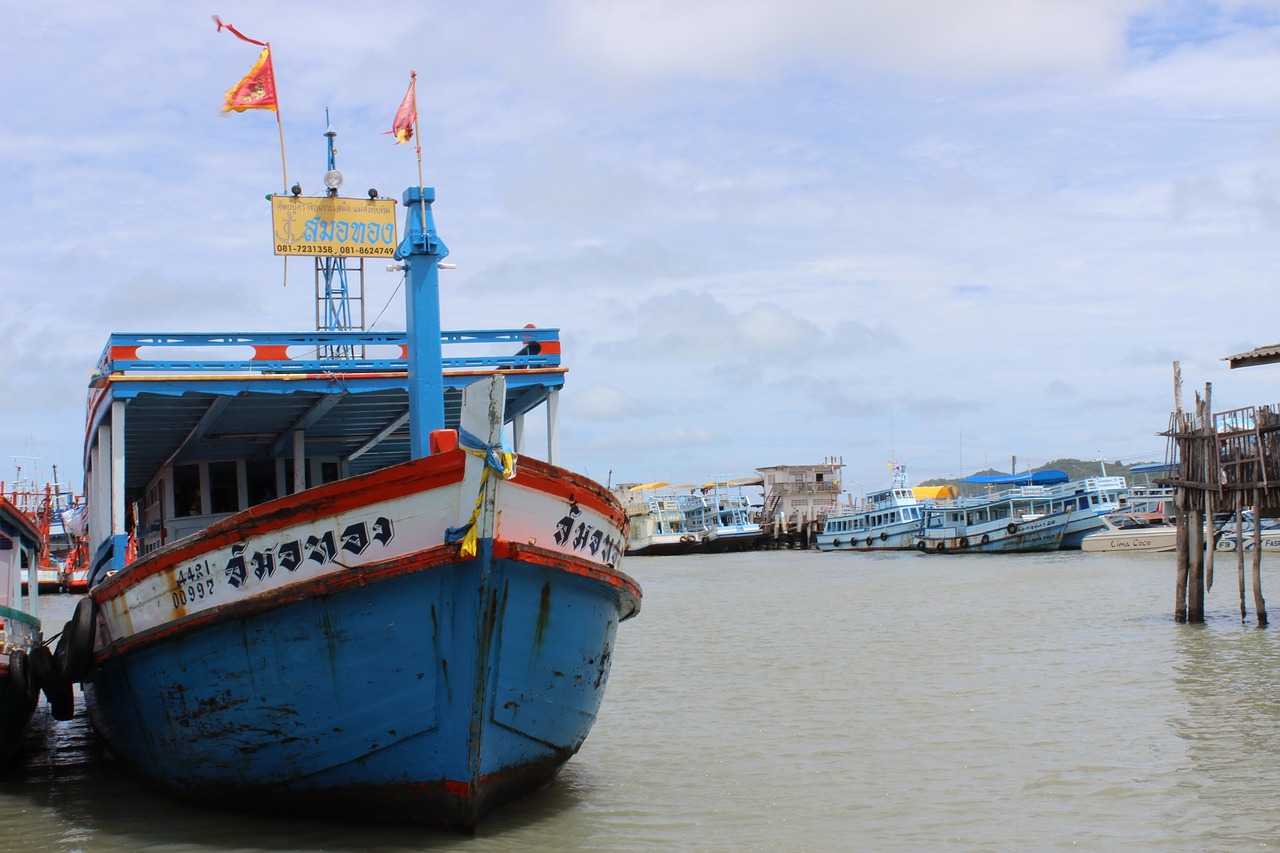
[396,187,449,458]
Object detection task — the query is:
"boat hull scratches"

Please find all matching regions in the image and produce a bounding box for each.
[83,544,634,830]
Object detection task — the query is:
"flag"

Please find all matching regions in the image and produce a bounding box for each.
[222,47,278,112]
[389,72,417,143]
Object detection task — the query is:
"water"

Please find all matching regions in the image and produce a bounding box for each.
[3,550,1279,852]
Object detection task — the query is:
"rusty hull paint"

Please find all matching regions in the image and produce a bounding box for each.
[83,535,637,829]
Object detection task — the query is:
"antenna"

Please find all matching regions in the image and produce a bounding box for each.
[314,110,365,357]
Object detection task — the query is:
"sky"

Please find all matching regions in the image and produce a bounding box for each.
[3,0,1280,498]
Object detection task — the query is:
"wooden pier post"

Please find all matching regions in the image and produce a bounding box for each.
[1252,489,1268,626]
[1175,494,1189,623]
[1236,499,1246,622]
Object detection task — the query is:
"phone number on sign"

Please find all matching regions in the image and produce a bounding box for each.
[277,244,395,256]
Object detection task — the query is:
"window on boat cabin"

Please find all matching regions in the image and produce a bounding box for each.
[321,461,339,485]
[247,459,278,507]
[209,461,239,514]
[173,464,202,517]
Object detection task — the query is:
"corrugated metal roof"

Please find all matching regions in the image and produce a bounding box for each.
[1223,343,1280,369]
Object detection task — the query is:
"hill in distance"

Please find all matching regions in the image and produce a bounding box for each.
[919,458,1162,498]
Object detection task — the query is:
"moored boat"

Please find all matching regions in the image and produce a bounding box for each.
[1214,511,1280,552]
[816,465,935,551]
[959,470,1129,550]
[683,479,763,551]
[61,130,641,829]
[1080,511,1178,553]
[916,484,1070,553]
[0,496,44,762]
[617,483,703,555]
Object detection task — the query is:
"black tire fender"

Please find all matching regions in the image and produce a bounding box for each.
[30,646,74,721]
[1007,523,1018,535]
[59,598,97,684]
[8,649,37,709]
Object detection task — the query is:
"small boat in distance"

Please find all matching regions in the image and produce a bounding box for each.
[3,475,82,593]
[1080,512,1178,553]
[816,464,936,551]
[683,478,763,551]
[617,483,703,555]
[917,476,1071,553]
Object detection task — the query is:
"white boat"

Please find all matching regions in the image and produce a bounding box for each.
[683,480,762,552]
[1080,512,1178,553]
[1214,512,1280,552]
[815,465,935,551]
[617,483,703,555]
[917,482,1071,553]
[960,470,1128,550]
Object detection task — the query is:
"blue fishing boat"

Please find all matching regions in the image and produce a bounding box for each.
[59,128,641,829]
[815,464,935,551]
[0,496,44,761]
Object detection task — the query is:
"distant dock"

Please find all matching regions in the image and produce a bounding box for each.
[1163,351,1280,624]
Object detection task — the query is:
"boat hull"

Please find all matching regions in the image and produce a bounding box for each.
[917,513,1068,553]
[1080,530,1177,552]
[83,451,640,829]
[0,656,35,765]
[815,524,920,551]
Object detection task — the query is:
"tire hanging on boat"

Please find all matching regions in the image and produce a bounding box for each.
[57,597,97,684]
[8,649,37,709]
[1007,523,1018,535]
[981,533,990,545]
[958,538,969,549]
[30,646,74,721]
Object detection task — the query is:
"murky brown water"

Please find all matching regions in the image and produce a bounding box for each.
[3,551,1279,851]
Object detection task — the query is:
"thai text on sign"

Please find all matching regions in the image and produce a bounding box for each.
[270,196,398,257]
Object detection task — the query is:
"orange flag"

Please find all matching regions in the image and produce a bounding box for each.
[390,72,416,143]
[223,47,278,113]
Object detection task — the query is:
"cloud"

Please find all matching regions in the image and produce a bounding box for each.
[552,0,1145,83]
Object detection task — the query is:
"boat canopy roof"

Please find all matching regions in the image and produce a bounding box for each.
[1129,462,1175,475]
[912,485,957,500]
[86,329,565,492]
[962,470,1069,486]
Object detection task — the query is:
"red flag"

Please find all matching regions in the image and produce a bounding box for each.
[222,47,278,113]
[390,72,416,143]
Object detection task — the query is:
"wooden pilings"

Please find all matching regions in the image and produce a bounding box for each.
[1164,367,1277,625]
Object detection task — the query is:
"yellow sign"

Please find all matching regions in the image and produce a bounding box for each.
[270,196,398,257]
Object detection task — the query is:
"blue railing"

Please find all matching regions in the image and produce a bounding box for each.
[93,328,561,377]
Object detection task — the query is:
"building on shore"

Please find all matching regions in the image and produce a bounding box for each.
[755,458,844,549]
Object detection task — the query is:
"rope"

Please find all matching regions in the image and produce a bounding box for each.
[444,428,517,557]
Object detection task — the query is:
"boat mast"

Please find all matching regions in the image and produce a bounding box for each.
[397,184,449,459]
[315,111,364,357]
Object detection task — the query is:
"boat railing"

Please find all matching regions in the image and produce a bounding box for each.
[92,329,563,377]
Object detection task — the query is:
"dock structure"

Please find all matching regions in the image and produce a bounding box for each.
[1163,349,1280,624]
[756,458,844,549]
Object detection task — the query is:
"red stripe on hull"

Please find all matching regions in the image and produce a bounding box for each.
[94,452,467,598]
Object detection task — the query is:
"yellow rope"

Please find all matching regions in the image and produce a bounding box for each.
[453,446,517,558]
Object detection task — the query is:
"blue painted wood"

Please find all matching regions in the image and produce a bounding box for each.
[84,543,629,828]
[399,186,448,459]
